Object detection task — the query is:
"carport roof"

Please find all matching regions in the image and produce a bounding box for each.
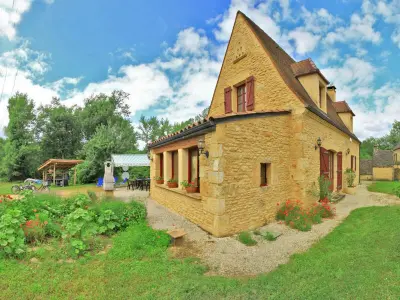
[111,154,150,167]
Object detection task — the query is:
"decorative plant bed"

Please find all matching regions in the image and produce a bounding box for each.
[156,180,164,184]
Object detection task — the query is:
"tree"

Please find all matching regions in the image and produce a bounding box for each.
[1,93,40,180]
[77,120,138,183]
[80,90,130,140]
[36,98,82,160]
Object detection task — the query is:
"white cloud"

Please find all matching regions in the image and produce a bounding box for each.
[325,14,381,45]
[391,29,400,47]
[167,27,209,56]
[300,7,342,34]
[288,29,320,54]
[318,47,341,65]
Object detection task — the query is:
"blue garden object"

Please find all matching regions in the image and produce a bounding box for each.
[114,176,118,184]
[96,177,104,187]
[122,178,128,184]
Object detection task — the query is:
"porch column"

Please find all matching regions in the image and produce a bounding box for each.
[178,148,189,188]
[53,163,56,186]
[163,151,171,184]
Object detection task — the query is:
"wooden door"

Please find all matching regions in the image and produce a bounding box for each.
[320,147,333,191]
[337,152,343,190]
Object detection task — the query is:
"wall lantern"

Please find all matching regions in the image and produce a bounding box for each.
[315,137,322,150]
[198,138,209,158]
[346,148,350,155]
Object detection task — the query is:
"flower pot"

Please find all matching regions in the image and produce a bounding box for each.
[156,180,164,184]
[344,186,356,195]
[167,182,178,188]
[185,186,197,193]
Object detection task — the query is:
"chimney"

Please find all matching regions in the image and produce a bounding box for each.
[327,85,336,102]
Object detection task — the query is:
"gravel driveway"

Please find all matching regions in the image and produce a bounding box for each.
[146,184,400,276]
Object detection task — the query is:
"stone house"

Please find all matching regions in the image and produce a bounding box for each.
[148,11,360,236]
[360,145,400,181]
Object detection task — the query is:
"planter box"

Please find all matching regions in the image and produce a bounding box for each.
[344,186,356,195]
[185,186,198,193]
[156,180,164,184]
[167,182,178,188]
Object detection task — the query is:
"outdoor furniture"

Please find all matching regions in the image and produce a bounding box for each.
[97,178,103,187]
[167,228,186,246]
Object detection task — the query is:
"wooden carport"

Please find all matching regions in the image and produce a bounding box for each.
[37,159,84,186]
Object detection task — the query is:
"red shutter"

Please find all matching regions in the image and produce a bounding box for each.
[354,156,357,171]
[246,76,254,111]
[320,147,329,179]
[337,152,342,190]
[160,154,164,178]
[351,155,354,171]
[224,87,232,113]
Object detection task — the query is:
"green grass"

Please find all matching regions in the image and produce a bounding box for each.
[0,182,97,195]
[1,206,400,298]
[367,181,400,195]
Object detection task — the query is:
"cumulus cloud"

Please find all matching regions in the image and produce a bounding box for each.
[167,28,209,56]
[288,29,320,54]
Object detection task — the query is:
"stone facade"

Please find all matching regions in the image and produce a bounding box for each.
[149,12,360,236]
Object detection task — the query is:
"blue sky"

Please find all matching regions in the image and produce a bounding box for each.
[0,0,400,144]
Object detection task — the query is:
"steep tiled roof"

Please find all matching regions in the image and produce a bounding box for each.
[333,101,355,116]
[239,11,360,143]
[360,159,373,175]
[373,149,394,167]
[291,58,329,83]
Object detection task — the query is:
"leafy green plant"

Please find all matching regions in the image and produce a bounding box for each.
[238,232,257,246]
[167,178,178,183]
[62,208,98,239]
[344,168,356,187]
[22,214,46,244]
[308,176,332,201]
[0,209,26,258]
[97,209,120,235]
[180,180,196,188]
[392,186,400,198]
[263,231,277,241]
[154,176,163,181]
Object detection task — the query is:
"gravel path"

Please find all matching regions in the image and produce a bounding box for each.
[146,184,400,276]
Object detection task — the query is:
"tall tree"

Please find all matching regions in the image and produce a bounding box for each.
[77,119,138,183]
[1,93,40,180]
[36,98,82,160]
[80,90,130,140]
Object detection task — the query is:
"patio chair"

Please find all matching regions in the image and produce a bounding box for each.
[96,178,104,187]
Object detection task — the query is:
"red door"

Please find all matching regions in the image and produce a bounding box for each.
[337,152,342,191]
[320,147,333,191]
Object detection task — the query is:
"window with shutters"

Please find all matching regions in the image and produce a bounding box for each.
[260,163,271,187]
[188,147,200,192]
[237,84,246,112]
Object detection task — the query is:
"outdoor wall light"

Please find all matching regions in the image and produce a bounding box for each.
[197,138,209,158]
[346,148,350,155]
[315,137,322,150]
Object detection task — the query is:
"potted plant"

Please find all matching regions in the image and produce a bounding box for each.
[167,178,178,188]
[181,180,198,193]
[154,176,164,184]
[344,168,356,195]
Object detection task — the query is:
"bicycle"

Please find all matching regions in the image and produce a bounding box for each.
[11,183,36,194]
[37,181,50,192]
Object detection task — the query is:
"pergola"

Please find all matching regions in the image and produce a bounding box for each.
[37,159,84,186]
[111,154,150,167]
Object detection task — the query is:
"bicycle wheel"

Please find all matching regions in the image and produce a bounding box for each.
[29,185,37,192]
[11,185,20,194]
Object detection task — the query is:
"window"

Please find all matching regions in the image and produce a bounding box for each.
[351,155,357,171]
[237,84,246,112]
[171,151,178,181]
[159,153,164,178]
[260,163,271,187]
[188,147,200,191]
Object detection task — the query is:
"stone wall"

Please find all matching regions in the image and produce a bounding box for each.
[373,167,394,181]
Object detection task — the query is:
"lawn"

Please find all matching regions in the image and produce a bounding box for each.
[367,181,400,195]
[0,182,98,195]
[1,205,400,299]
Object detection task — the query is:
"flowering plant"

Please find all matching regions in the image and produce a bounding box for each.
[276,199,335,231]
[180,180,197,188]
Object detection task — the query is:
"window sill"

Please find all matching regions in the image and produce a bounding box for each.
[154,184,202,201]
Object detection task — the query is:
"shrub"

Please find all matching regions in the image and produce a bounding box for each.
[276,199,335,232]
[307,176,332,201]
[344,168,356,187]
[0,209,26,258]
[393,186,400,198]
[238,232,257,246]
